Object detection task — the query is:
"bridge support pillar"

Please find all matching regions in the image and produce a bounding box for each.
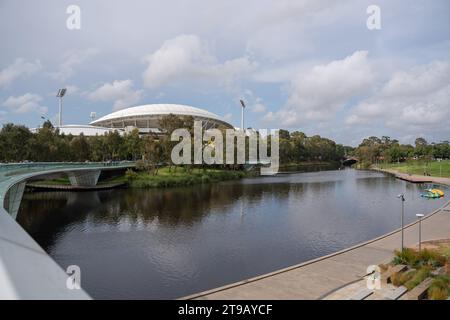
[67,170,101,187]
[5,182,26,220]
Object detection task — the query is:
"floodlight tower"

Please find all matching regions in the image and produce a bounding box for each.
[239,99,246,130]
[56,88,67,127]
[90,112,97,122]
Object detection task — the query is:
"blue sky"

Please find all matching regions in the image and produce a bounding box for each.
[1,0,450,146]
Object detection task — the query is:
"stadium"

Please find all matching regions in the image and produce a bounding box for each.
[89,103,233,135]
[39,103,234,136]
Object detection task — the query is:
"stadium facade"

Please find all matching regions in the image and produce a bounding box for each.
[33,104,233,136]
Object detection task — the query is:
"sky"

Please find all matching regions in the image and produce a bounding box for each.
[1,0,449,146]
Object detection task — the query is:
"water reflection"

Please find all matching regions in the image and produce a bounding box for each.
[17,169,448,299]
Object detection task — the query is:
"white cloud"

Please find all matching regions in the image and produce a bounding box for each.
[241,90,267,113]
[262,51,374,127]
[87,79,142,110]
[381,61,450,99]
[223,113,233,122]
[346,61,450,132]
[0,58,42,87]
[142,34,256,89]
[250,101,267,113]
[64,85,80,95]
[2,93,47,114]
[50,48,99,81]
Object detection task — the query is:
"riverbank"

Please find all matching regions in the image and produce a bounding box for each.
[373,167,450,187]
[126,167,246,188]
[27,161,341,190]
[279,161,340,172]
[27,167,247,190]
[378,160,450,178]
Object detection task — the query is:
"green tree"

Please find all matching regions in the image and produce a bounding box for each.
[0,123,33,162]
[70,134,91,161]
[141,135,165,174]
[123,128,142,160]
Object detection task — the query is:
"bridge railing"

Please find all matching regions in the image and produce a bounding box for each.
[0,161,134,181]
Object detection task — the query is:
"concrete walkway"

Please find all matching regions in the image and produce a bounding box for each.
[184,199,450,300]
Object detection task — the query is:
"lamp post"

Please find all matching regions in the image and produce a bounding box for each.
[397,194,406,252]
[239,99,246,131]
[416,213,424,252]
[56,88,67,127]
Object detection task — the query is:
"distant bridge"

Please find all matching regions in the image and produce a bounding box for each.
[0,161,134,299]
[342,157,358,166]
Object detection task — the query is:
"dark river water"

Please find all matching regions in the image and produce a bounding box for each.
[17,169,448,299]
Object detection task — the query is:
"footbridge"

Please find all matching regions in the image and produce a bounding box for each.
[0,161,134,299]
[342,157,358,166]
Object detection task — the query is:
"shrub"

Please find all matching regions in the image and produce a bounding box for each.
[428,286,448,300]
[393,248,445,268]
[428,276,450,300]
[135,160,147,171]
[393,248,419,266]
[125,168,138,181]
[391,270,415,287]
[417,249,446,268]
[404,267,431,290]
[201,175,211,183]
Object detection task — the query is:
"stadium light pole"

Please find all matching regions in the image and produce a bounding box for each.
[56,88,67,127]
[239,99,246,130]
[416,213,424,252]
[397,194,406,252]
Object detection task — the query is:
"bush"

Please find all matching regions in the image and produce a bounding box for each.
[393,248,419,266]
[127,167,246,189]
[428,276,450,300]
[135,160,147,171]
[125,168,138,181]
[391,270,415,287]
[404,267,431,290]
[392,248,445,268]
[418,249,446,268]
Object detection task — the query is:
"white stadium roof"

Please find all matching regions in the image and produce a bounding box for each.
[90,104,230,127]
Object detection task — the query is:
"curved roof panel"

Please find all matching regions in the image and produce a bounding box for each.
[90,104,227,125]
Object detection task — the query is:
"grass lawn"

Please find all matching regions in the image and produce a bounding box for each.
[379,160,450,178]
[127,167,246,188]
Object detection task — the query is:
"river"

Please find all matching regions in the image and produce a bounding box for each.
[17,169,448,299]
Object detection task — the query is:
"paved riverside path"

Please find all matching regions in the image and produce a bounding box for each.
[184,199,450,300]
[373,167,450,186]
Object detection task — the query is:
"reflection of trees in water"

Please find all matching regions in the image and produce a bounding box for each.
[17,191,102,250]
[17,177,343,251]
[17,192,69,232]
[104,180,343,225]
[19,179,342,232]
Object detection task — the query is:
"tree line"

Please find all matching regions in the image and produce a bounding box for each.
[353,136,450,167]
[1,118,447,167]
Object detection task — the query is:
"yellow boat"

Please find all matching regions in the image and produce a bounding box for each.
[431,189,445,197]
[423,188,445,198]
